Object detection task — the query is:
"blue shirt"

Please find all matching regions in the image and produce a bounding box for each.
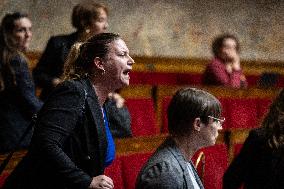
[103,109,115,167]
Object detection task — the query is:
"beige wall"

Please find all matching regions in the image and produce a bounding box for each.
[1,0,283,62]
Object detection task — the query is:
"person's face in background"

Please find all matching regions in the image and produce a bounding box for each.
[219,38,238,62]
[90,8,108,35]
[12,17,32,52]
[103,39,134,90]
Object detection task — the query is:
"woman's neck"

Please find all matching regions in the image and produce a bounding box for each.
[173,134,202,161]
[92,83,110,107]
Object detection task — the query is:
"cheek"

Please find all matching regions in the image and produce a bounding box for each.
[92,23,104,32]
[14,34,25,42]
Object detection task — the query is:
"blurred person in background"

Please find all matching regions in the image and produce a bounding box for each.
[202,34,247,88]
[0,12,42,153]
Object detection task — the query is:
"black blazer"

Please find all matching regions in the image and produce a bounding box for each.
[0,55,42,153]
[33,32,79,100]
[223,128,284,189]
[3,78,108,189]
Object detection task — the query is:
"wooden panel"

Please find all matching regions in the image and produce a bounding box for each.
[0,132,225,172]
[119,85,153,99]
[25,52,284,76]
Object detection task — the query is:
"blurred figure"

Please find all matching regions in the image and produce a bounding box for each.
[202,34,247,88]
[33,1,108,100]
[105,92,132,138]
[223,89,284,189]
[136,87,223,189]
[0,12,42,153]
[33,0,132,138]
[3,33,134,189]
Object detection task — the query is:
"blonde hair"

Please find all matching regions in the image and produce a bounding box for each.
[63,33,120,80]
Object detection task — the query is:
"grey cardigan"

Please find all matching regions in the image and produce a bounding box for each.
[136,137,204,189]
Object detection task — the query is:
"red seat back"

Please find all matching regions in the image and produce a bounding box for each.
[104,158,124,189]
[0,171,9,188]
[225,98,258,129]
[125,98,158,136]
[257,98,272,121]
[130,72,178,85]
[233,143,243,157]
[120,152,153,189]
[192,144,228,189]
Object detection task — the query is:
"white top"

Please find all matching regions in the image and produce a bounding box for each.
[186,162,201,189]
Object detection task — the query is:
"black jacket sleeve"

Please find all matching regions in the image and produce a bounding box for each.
[12,55,43,118]
[33,36,65,89]
[223,130,258,189]
[31,81,92,188]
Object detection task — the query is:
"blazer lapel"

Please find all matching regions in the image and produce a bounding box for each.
[82,78,107,174]
[166,138,204,189]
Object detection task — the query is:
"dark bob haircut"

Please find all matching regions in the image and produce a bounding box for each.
[167,87,222,136]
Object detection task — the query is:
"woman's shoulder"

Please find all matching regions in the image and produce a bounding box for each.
[137,152,184,188]
[10,53,28,68]
[249,127,266,138]
[48,32,78,45]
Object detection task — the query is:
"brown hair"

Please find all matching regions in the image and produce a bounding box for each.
[167,87,222,136]
[0,12,29,91]
[262,89,284,150]
[72,1,108,32]
[212,34,240,58]
[63,32,120,80]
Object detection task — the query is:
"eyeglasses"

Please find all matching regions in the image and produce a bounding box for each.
[208,116,225,125]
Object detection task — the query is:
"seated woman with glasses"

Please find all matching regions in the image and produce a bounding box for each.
[223,89,284,189]
[136,87,224,189]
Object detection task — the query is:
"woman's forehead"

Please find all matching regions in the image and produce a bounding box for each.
[109,39,128,52]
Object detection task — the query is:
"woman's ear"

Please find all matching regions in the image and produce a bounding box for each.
[193,118,202,132]
[93,57,105,73]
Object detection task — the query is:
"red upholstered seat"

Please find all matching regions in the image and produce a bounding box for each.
[246,75,260,87]
[130,72,178,85]
[257,98,272,120]
[120,152,153,189]
[225,98,258,129]
[177,73,203,85]
[104,158,124,189]
[125,98,158,137]
[233,143,243,157]
[0,171,9,188]
[192,144,228,189]
[218,97,229,129]
[277,76,284,87]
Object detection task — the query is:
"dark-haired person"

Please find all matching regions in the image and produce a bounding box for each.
[33,1,108,101]
[3,33,134,189]
[33,0,132,138]
[0,12,42,153]
[136,87,224,189]
[223,89,284,189]
[202,34,247,88]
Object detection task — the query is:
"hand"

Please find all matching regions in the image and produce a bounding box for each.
[52,78,61,87]
[108,92,125,108]
[231,54,241,71]
[89,175,114,189]
[225,63,233,74]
